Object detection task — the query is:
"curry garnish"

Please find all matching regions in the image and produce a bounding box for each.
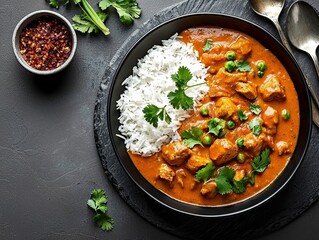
[249,118,262,136]
[203,39,213,52]
[249,103,262,115]
[208,118,226,137]
[195,162,215,182]
[238,110,248,121]
[250,148,271,184]
[143,105,171,127]
[181,126,203,148]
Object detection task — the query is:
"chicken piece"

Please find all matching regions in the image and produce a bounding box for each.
[215,97,237,119]
[200,180,218,199]
[161,141,191,166]
[235,82,258,100]
[176,169,186,188]
[209,139,239,165]
[276,141,291,156]
[243,132,266,157]
[230,37,252,56]
[262,106,279,135]
[158,164,175,182]
[259,75,286,101]
[186,155,211,172]
[208,68,248,98]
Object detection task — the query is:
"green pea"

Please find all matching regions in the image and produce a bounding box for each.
[281,109,291,120]
[226,51,236,61]
[236,137,245,149]
[201,134,213,145]
[237,153,245,163]
[257,70,264,78]
[225,61,236,72]
[227,120,235,129]
[200,106,209,116]
[257,60,267,71]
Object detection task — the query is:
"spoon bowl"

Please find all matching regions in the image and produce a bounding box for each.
[287,1,319,77]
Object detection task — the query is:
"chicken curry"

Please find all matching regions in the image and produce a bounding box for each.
[129,27,300,206]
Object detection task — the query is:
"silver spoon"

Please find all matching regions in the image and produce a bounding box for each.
[250,0,319,127]
[287,1,319,83]
[250,0,292,52]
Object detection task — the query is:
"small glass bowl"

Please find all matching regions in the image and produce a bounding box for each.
[12,10,77,75]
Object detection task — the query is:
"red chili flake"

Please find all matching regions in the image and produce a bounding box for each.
[19,16,72,71]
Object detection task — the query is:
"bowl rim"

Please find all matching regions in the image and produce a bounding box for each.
[12,9,77,75]
[107,12,312,217]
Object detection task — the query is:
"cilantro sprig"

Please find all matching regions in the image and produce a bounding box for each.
[99,0,142,25]
[238,109,248,121]
[143,105,171,127]
[168,66,207,110]
[195,162,215,182]
[47,0,141,35]
[250,148,271,184]
[181,126,203,148]
[87,188,114,231]
[249,103,262,115]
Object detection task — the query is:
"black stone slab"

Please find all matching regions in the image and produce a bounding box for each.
[94,0,319,239]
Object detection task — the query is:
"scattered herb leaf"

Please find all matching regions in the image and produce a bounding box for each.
[72,12,108,34]
[87,189,114,232]
[143,104,171,127]
[238,110,248,121]
[181,127,203,148]
[232,176,249,194]
[203,39,213,52]
[250,148,271,185]
[99,0,142,25]
[207,118,226,137]
[48,0,69,8]
[195,162,215,182]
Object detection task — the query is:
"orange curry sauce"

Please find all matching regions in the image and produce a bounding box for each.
[129,27,300,206]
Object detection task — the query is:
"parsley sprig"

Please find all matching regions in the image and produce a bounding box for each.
[87,188,114,231]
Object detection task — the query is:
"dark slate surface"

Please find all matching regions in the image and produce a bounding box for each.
[94,0,319,239]
[1,0,319,239]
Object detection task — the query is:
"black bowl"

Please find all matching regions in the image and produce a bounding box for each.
[107,13,312,217]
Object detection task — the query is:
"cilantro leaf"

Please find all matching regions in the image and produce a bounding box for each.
[87,189,108,213]
[143,104,171,128]
[251,148,271,173]
[237,110,248,121]
[168,88,194,110]
[48,0,70,8]
[207,118,226,137]
[195,162,215,182]
[249,118,262,136]
[215,167,236,195]
[88,188,114,232]
[203,39,213,52]
[235,60,252,72]
[181,127,203,148]
[249,103,262,115]
[99,0,142,25]
[94,213,114,231]
[171,66,193,88]
[73,12,108,34]
[232,176,249,194]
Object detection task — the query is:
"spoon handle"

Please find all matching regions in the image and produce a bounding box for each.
[273,18,293,52]
[309,50,319,83]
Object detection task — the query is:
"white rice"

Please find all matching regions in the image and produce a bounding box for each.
[116,34,209,156]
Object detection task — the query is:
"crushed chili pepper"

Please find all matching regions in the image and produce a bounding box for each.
[19,16,72,71]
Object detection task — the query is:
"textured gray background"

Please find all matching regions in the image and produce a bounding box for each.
[1,0,319,239]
